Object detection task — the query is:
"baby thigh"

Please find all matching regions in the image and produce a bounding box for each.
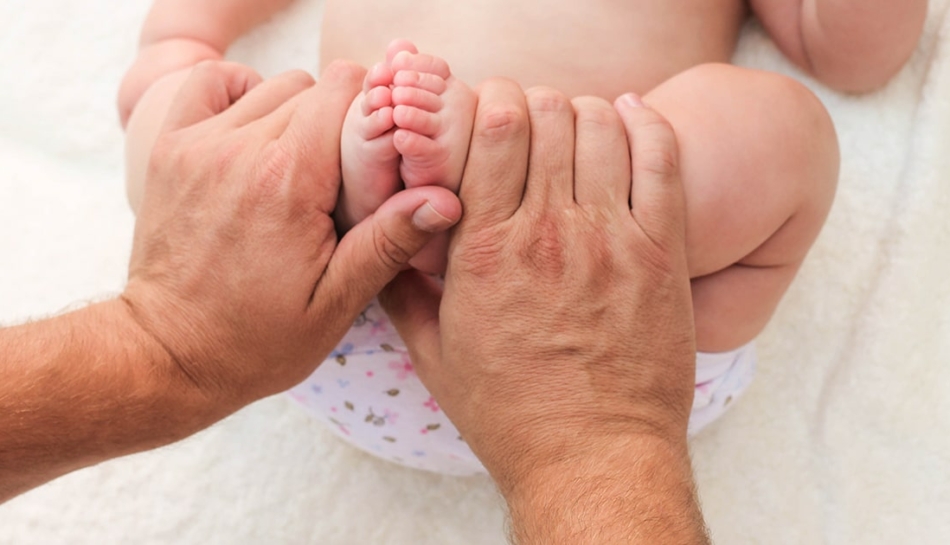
[643,64,839,352]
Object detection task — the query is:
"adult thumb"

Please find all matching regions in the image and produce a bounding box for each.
[318,185,461,318]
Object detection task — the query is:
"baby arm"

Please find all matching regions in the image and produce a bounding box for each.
[120,0,294,210]
[118,0,295,126]
[751,0,928,93]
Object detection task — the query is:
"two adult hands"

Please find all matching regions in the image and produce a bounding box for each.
[124,61,702,541]
[122,60,462,412]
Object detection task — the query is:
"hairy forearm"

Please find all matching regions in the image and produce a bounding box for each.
[754,0,928,92]
[0,300,220,503]
[140,0,297,53]
[503,436,709,545]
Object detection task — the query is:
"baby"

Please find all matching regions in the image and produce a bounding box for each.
[120,0,927,474]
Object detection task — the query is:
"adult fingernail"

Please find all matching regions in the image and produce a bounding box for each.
[619,93,644,108]
[412,202,454,232]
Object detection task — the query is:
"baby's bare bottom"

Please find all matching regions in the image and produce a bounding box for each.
[647,64,839,352]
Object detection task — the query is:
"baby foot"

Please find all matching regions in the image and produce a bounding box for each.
[388,40,477,192]
[337,59,402,231]
[337,40,476,274]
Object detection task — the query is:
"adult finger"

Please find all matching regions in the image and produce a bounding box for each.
[378,270,445,387]
[456,78,530,227]
[276,60,364,144]
[615,93,687,247]
[266,61,365,212]
[312,185,461,330]
[572,96,632,209]
[257,61,365,140]
[161,61,263,133]
[216,69,316,128]
[521,87,576,210]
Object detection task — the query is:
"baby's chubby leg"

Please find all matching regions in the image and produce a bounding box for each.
[638,64,839,352]
[337,40,476,273]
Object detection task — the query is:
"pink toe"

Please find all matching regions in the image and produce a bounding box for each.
[358,106,394,140]
[393,70,447,95]
[363,62,394,93]
[392,86,442,113]
[394,130,441,161]
[361,86,393,116]
[395,137,456,196]
[386,39,419,64]
[394,130,451,188]
[393,105,441,137]
[391,52,451,80]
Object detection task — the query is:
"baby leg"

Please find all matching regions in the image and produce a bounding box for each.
[337,40,476,273]
[641,64,839,352]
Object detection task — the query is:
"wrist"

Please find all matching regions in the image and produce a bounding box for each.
[0,299,227,501]
[108,297,233,436]
[502,433,708,544]
[117,281,270,416]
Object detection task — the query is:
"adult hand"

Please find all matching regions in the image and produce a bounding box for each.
[1,60,463,504]
[122,60,462,414]
[381,84,704,543]
[118,38,224,127]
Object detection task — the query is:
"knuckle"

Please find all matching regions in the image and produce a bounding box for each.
[282,69,316,88]
[526,87,572,115]
[454,229,506,278]
[629,227,684,274]
[254,142,296,193]
[637,143,679,178]
[631,111,679,178]
[636,109,676,139]
[146,133,187,181]
[474,103,529,143]
[372,222,414,269]
[573,97,621,130]
[518,212,566,276]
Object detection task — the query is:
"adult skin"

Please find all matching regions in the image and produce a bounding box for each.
[382,83,708,543]
[3,62,707,542]
[0,60,462,503]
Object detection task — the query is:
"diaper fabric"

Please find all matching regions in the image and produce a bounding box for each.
[288,299,756,475]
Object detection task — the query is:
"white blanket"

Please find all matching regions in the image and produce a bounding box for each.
[1,0,948,543]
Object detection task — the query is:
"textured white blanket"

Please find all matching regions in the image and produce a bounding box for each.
[1,0,948,543]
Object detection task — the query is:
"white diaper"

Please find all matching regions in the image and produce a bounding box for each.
[288,299,756,475]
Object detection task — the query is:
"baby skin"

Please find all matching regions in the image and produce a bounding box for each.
[120,0,927,354]
[336,40,476,274]
[337,38,837,353]
[295,39,841,472]
[120,0,927,473]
